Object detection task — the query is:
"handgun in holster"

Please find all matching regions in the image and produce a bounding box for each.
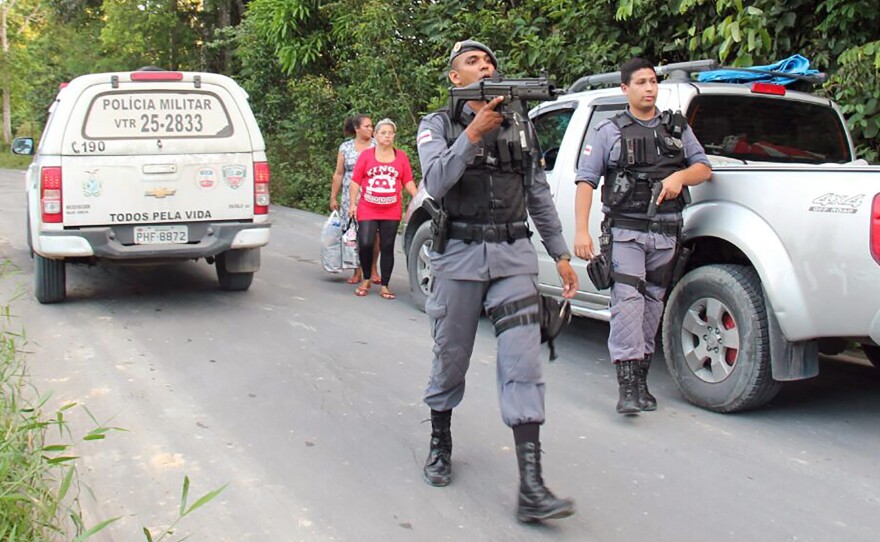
[647,181,663,218]
[421,198,449,254]
[586,221,614,291]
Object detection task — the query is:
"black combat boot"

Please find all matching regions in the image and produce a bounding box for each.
[515,442,575,523]
[637,356,658,411]
[423,409,452,487]
[615,360,640,414]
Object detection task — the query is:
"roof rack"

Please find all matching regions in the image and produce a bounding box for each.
[568,60,719,93]
[567,59,827,93]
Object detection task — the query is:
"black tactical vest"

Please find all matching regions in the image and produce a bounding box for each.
[601,110,689,215]
[438,109,529,224]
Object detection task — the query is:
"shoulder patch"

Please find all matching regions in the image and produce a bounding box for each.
[417,129,433,147]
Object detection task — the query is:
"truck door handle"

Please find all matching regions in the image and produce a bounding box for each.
[142,164,177,174]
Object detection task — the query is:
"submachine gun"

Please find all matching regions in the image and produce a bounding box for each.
[448,73,566,186]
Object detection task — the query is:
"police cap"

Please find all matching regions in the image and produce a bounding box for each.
[448,40,498,69]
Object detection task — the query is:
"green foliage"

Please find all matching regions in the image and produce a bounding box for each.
[0,153,32,170]
[0,272,87,541]
[826,41,880,162]
[100,0,204,70]
[3,0,880,209]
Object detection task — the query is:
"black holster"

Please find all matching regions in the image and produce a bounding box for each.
[586,219,613,290]
[422,199,449,254]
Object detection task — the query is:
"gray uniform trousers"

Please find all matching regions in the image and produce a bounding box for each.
[424,273,545,427]
[608,226,677,363]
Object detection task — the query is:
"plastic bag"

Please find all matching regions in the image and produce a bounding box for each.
[321,211,344,273]
[341,219,360,269]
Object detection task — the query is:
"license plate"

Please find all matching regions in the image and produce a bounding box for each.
[133,225,188,245]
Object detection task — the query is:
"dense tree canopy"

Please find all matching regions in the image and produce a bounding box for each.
[2,0,878,211]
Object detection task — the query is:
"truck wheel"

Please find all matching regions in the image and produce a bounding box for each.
[407,221,433,312]
[216,252,254,291]
[34,254,66,304]
[662,264,781,412]
[863,345,880,368]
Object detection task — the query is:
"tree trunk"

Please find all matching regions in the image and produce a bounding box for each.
[1,3,11,144]
[218,0,230,72]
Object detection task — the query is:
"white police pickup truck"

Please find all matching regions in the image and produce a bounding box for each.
[403,61,880,412]
[11,69,271,303]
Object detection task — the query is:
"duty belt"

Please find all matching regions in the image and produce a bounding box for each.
[448,221,531,243]
[611,217,681,236]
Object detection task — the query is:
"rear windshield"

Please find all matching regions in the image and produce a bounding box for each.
[687,95,851,164]
[82,90,233,140]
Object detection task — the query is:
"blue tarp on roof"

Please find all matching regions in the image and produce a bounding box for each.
[696,54,819,86]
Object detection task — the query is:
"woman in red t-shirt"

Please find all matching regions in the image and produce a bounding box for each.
[349,118,418,299]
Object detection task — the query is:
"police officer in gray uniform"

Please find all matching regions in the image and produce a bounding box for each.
[574,57,712,414]
[416,40,578,523]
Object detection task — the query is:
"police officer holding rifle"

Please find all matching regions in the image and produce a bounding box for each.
[416,40,577,523]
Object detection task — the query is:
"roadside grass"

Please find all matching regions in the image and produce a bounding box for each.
[0,263,226,540]
[0,271,76,540]
[0,154,31,170]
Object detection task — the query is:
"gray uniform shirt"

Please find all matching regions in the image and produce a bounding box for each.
[416,105,569,280]
[575,108,711,190]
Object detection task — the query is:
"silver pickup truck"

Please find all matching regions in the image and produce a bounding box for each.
[403,61,880,412]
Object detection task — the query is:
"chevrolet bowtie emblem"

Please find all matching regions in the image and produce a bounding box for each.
[145,187,177,198]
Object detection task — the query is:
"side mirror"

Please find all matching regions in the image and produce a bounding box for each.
[11,137,34,156]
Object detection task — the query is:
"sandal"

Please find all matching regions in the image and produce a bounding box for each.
[355,282,371,297]
[380,290,396,300]
[371,276,382,285]
[346,275,361,284]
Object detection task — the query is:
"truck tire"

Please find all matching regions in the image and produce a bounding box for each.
[407,221,433,312]
[215,252,254,291]
[34,254,66,304]
[863,345,880,368]
[662,264,781,412]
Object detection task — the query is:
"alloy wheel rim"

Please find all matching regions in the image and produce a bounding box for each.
[680,296,740,383]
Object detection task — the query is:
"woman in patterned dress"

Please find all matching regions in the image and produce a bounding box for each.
[330,115,379,284]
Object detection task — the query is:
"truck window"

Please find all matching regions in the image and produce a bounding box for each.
[82,90,234,140]
[687,95,851,164]
[533,107,574,171]
[576,103,625,173]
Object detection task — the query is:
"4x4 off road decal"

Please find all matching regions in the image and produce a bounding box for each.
[809,193,864,214]
[222,164,246,189]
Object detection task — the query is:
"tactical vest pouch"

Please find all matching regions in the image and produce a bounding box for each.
[602,171,635,208]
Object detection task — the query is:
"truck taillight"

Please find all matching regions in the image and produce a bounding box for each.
[871,194,880,265]
[751,82,786,96]
[254,161,270,215]
[130,72,183,82]
[40,167,63,223]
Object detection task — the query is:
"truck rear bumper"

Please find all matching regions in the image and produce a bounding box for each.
[36,222,271,260]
